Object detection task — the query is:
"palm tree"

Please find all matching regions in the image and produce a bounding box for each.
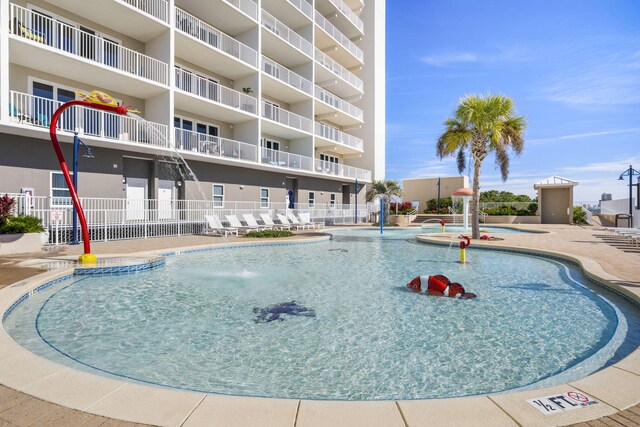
[366,180,402,223]
[436,94,526,239]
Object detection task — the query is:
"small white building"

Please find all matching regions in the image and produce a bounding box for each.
[534,176,578,224]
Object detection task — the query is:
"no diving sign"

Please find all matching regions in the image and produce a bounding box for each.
[527,391,599,415]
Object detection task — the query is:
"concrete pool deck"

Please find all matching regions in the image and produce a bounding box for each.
[0,224,638,427]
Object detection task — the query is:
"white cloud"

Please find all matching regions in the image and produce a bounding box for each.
[421,53,479,67]
[420,46,531,67]
[528,128,640,144]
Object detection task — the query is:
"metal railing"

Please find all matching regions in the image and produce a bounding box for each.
[175,7,258,68]
[326,0,364,33]
[287,0,313,20]
[314,159,371,181]
[174,128,257,162]
[315,122,363,150]
[223,0,258,21]
[3,193,369,244]
[261,57,313,94]
[10,4,168,85]
[315,86,363,121]
[9,91,168,146]
[314,10,363,62]
[175,67,257,113]
[261,10,313,57]
[260,146,313,171]
[315,48,363,91]
[121,0,169,23]
[261,101,313,133]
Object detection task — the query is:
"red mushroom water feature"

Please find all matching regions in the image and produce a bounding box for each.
[452,187,473,231]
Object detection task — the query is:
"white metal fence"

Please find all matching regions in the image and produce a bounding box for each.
[175,7,257,68]
[315,48,363,91]
[224,0,258,21]
[9,91,169,146]
[261,101,313,133]
[175,67,257,113]
[261,56,313,95]
[315,122,363,151]
[326,0,364,33]
[174,129,257,162]
[287,0,313,19]
[315,85,363,121]
[3,194,369,245]
[261,10,313,57]
[122,0,169,23]
[11,4,169,85]
[314,10,363,62]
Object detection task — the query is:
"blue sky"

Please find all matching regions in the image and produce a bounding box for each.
[385,0,640,202]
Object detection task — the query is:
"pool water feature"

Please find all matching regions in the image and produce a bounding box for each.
[4,230,639,401]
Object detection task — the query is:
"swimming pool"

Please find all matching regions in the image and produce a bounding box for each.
[418,225,538,234]
[4,229,639,401]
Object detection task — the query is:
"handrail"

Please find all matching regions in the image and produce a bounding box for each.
[315,122,363,150]
[9,91,168,146]
[10,4,169,85]
[175,7,258,68]
[261,56,312,94]
[314,10,363,62]
[326,0,364,33]
[287,0,313,20]
[261,10,313,57]
[121,0,169,23]
[175,67,257,113]
[315,86,363,120]
[261,101,313,133]
[174,128,257,162]
[223,0,258,21]
[315,48,363,91]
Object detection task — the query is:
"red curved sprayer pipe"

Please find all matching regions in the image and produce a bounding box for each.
[49,100,129,258]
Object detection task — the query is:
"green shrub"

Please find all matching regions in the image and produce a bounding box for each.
[243,229,294,238]
[0,215,45,234]
[573,207,588,224]
[372,222,400,227]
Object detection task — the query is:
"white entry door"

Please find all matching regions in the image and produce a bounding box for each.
[158,180,175,220]
[126,178,147,221]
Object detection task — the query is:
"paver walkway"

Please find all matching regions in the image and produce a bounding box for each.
[0,224,638,426]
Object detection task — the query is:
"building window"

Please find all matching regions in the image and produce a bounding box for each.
[308,191,315,207]
[51,171,73,206]
[330,193,336,207]
[260,188,269,208]
[212,184,224,207]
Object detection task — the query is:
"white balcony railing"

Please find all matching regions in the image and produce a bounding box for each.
[261,57,312,95]
[9,91,168,147]
[314,159,371,181]
[174,128,257,162]
[261,10,313,57]
[314,10,363,62]
[288,0,313,20]
[261,101,313,133]
[315,49,363,91]
[175,7,258,68]
[327,0,364,33]
[223,0,258,21]
[315,122,363,151]
[10,4,168,85]
[259,147,370,180]
[315,86,363,120]
[122,0,169,23]
[175,67,257,114]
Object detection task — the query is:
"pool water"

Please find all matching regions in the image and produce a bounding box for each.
[4,229,639,400]
[418,225,536,234]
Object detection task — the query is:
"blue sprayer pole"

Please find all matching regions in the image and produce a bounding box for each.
[71,132,79,245]
[380,197,384,234]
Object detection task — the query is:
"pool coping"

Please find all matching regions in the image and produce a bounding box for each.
[0,233,638,427]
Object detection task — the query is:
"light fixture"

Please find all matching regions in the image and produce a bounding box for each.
[239,185,245,189]
[177,181,182,187]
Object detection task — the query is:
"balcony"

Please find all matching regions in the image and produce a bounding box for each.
[315,122,363,154]
[174,0,257,36]
[262,0,312,29]
[261,10,313,67]
[315,86,363,125]
[259,147,370,181]
[9,91,168,148]
[174,128,257,162]
[9,5,169,98]
[174,67,257,123]
[261,57,312,103]
[261,101,313,138]
[315,48,363,98]
[42,0,169,41]
[314,10,363,68]
[317,0,364,37]
[175,7,257,78]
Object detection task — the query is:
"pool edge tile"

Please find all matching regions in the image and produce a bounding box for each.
[568,366,640,410]
[398,396,518,427]
[182,394,298,427]
[296,400,404,427]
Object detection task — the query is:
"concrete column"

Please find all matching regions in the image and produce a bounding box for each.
[0,0,10,123]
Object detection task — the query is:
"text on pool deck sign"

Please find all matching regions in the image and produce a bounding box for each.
[527,391,599,415]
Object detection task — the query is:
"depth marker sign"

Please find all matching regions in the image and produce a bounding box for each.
[527,391,599,415]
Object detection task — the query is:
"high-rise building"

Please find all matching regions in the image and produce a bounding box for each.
[0,0,384,212]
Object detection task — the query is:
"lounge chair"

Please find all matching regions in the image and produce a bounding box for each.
[298,212,325,229]
[276,213,305,230]
[225,214,260,233]
[286,212,314,229]
[243,213,272,230]
[203,214,238,236]
[259,213,292,231]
